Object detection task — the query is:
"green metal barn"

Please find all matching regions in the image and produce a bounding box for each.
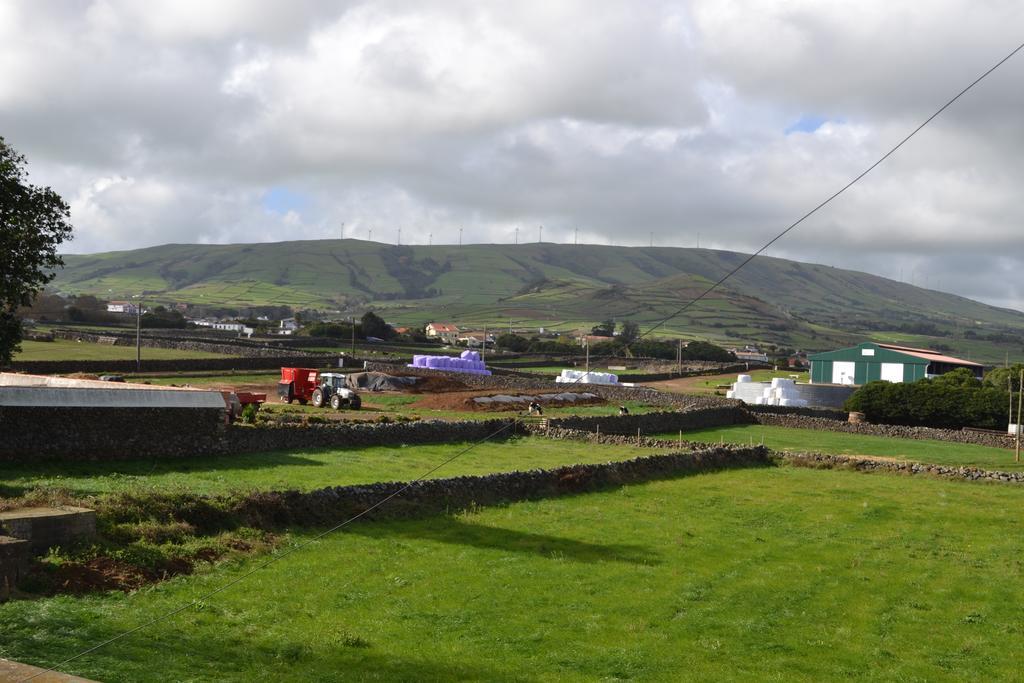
[808,342,983,385]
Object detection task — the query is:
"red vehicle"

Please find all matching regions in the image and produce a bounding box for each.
[278,367,319,404]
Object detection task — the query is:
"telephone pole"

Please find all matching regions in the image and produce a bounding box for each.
[538,225,543,243]
[514,227,518,245]
[1016,369,1023,463]
[340,221,345,239]
[134,295,142,371]
[368,228,372,242]
[574,227,578,245]
[459,228,463,247]
[428,232,432,246]
[397,228,401,245]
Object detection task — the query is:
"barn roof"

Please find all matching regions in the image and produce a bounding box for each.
[874,343,983,367]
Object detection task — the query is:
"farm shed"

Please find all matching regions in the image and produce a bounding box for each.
[808,343,983,385]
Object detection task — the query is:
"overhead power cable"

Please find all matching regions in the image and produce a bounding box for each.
[25,37,1024,682]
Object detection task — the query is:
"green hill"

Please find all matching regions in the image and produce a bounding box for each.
[53,239,1024,363]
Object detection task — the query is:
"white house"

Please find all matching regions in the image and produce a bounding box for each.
[212,322,245,333]
[426,322,460,343]
[106,301,139,315]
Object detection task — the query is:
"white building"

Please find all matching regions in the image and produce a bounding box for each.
[106,301,139,315]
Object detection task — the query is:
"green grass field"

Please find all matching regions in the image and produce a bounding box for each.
[6,466,1024,681]
[15,339,227,361]
[0,438,662,499]
[660,424,1021,470]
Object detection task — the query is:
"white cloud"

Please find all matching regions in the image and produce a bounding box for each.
[1,0,1022,310]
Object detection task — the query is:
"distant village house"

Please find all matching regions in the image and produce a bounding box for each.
[106,301,139,315]
[426,322,460,344]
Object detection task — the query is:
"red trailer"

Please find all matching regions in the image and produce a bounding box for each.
[278,367,319,404]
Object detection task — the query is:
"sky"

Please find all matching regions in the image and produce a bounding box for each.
[2,1,1022,312]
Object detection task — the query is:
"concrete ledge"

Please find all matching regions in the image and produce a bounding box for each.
[0,658,99,682]
[0,507,96,555]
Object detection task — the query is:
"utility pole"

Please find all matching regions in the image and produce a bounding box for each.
[428,232,432,246]
[538,225,543,243]
[135,296,142,371]
[368,228,372,242]
[1017,369,1023,463]
[514,227,518,245]
[350,315,356,358]
[397,228,401,245]
[585,338,590,374]
[459,228,463,247]
[340,222,345,239]
[574,227,578,246]
[482,325,487,362]
[677,338,682,375]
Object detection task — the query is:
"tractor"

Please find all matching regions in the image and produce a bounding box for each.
[311,372,361,410]
[278,368,361,410]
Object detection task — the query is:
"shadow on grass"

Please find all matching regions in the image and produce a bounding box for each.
[1,611,533,683]
[349,515,659,566]
[0,451,328,492]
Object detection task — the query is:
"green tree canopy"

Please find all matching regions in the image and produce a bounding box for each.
[360,310,394,339]
[1,137,73,363]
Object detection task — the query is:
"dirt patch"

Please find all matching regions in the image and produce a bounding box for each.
[399,374,469,393]
[411,390,607,413]
[29,555,194,594]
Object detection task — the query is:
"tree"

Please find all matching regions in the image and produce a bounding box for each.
[360,310,394,339]
[496,333,530,352]
[591,318,616,337]
[618,320,640,345]
[1,137,73,363]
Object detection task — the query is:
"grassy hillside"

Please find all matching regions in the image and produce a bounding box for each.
[53,239,1024,362]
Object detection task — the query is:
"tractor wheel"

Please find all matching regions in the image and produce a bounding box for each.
[311,388,325,408]
[330,394,343,410]
[297,398,308,405]
[350,397,361,410]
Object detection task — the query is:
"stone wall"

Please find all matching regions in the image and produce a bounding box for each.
[7,354,341,376]
[154,446,772,530]
[542,406,754,435]
[0,408,519,462]
[746,404,848,421]
[49,328,323,358]
[753,412,1016,449]
[536,426,709,450]
[224,418,518,455]
[0,406,228,461]
[781,451,1024,484]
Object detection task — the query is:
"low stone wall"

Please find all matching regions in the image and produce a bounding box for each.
[49,328,322,358]
[754,413,1016,449]
[142,446,771,531]
[224,418,518,454]
[746,405,848,421]
[7,354,341,376]
[537,426,709,450]
[0,406,228,461]
[0,409,520,462]
[543,406,754,435]
[781,451,1024,484]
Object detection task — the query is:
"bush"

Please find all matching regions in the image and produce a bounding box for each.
[845,377,1009,429]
